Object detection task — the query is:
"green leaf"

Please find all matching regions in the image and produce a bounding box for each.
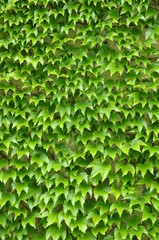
[47,210,58,227]
[94,184,110,202]
[116,161,135,176]
[46,225,60,240]
[85,143,104,157]
[136,161,154,177]
[77,232,95,240]
[31,151,49,167]
[0,214,6,227]
[88,160,111,181]
[121,144,130,155]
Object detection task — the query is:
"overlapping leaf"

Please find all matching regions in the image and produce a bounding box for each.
[0,0,159,239]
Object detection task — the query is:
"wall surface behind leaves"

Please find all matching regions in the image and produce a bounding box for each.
[0,0,159,239]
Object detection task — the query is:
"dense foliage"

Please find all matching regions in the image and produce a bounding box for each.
[0,0,159,239]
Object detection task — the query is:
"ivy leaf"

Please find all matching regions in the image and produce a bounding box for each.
[85,143,104,157]
[88,160,111,181]
[116,161,135,176]
[0,214,6,228]
[77,232,96,240]
[47,210,58,227]
[46,225,60,240]
[142,206,156,224]
[22,211,38,228]
[121,144,130,155]
[31,151,49,167]
[136,161,154,177]
[94,184,110,202]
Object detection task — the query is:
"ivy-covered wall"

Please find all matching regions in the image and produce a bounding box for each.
[0,0,159,239]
